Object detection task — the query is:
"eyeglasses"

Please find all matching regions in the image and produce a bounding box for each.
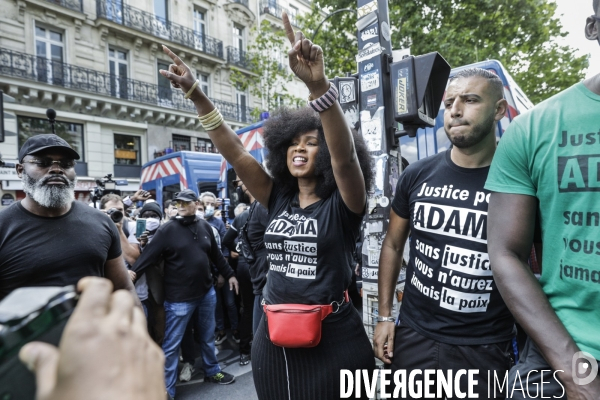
[175,200,194,207]
[22,158,76,169]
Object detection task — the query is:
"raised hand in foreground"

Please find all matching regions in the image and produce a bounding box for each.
[19,277,166,400]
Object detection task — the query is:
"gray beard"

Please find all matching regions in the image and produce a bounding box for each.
[21,171,76,209]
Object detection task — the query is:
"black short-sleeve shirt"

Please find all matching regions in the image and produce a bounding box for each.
[262,185,363,305]
[393,150,514,345]
[0,201,122,300]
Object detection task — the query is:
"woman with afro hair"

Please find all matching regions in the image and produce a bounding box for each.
[160,12,375,399]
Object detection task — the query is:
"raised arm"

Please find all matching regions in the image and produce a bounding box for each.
[487,192,600,399]
[282,13,366,214]
[159,46,272,208]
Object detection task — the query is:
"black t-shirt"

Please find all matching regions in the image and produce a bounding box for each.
[132,217,233,303]
[393,150,514,345]
[0,201,122,300]
[262,185,363,305]
[246,201,269,295]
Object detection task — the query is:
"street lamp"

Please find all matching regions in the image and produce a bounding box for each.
[46,108,56,134]
[312,8,356,41]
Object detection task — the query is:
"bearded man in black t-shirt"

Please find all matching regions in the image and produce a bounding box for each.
[374,69,516,399]
[0,134,137,303]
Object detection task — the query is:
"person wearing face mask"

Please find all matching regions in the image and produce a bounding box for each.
[200,191,239,345]
[132,189,239,398]
[133,201,164,319]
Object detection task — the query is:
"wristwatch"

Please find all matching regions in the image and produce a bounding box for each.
[377,316,395,323]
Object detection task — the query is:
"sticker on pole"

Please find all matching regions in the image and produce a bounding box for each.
[360,109,383,152]
[360,69,380,92]
[396,68,410,115]
[360,26,379,42]
[339,81,356,104]
[381,21,391,42]
[357,0,377,18]
[356,44,382,63]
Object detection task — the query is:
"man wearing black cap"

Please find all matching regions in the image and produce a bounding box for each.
[0,134,137,302]
[132,189,239,398]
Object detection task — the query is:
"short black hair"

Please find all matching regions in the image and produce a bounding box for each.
[100,193,123,210]
[263,107,373,199]
[449,68,504,101]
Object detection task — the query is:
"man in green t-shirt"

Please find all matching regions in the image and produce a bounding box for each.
[485,2,600,398]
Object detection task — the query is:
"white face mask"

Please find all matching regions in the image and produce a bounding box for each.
[146,218,161,231]
[196,210,205,219]
[204,205,214,218]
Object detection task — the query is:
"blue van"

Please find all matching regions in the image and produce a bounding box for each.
[140,151,222,207]
[400,59,534,164]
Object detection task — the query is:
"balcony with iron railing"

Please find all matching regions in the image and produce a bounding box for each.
[44,0,83,12]
[0,48,255,124]
[96,0,224,59]
[227,46,253,70]
[260,0,297,25]
[230,0,250,8]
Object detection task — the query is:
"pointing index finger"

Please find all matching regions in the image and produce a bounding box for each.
[282,12,296,46]
[162,44,182,66]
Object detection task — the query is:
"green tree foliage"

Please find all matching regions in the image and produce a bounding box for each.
[298,0,589,104]
[230,20,303,117]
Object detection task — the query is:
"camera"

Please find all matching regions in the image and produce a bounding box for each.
[90,174,128,208]
[0,286,78,400]
[106,207,124,223]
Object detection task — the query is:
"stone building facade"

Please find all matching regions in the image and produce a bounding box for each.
[0,0,311,205]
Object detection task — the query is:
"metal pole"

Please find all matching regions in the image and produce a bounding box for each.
[355,0,402,370]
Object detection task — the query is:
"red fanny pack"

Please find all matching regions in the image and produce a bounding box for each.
[263,291,349,348]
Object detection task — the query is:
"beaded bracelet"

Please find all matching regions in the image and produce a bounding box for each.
[184,79,200,99]
[198,108,224,131]
[308,82,339,113]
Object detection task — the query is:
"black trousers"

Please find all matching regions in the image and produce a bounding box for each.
[390,324,514,399]
[252,303,375,400]
[237,259,254,355]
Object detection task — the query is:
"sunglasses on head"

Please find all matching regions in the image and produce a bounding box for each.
[22,157,76,169]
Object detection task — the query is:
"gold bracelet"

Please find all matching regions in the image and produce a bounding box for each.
[197,108,220,123]
[198,109,224,131]
[184,79,200,99]
[200,112,222,126]
[204,119,224,131]
[204,120,224,131]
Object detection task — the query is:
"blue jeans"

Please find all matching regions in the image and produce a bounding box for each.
[163,287,221,398]
[215,283,238,331]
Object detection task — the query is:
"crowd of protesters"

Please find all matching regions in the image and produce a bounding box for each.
[1,3,598,400]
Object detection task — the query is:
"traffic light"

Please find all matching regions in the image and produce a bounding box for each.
[390,52,451,137]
